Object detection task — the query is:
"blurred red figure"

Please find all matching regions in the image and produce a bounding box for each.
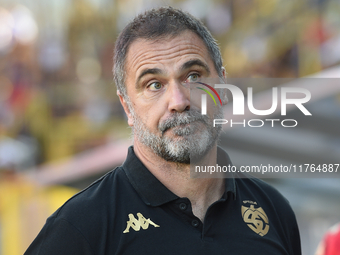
[316,223,340,255]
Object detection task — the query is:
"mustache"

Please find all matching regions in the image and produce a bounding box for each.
[158,110,209,134]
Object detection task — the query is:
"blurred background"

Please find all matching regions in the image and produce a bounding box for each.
[0,0,339,254]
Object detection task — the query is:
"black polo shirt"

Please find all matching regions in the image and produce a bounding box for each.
[25,146,301,255]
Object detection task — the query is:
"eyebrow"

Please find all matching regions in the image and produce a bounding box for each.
[180,59,210,75]
[136,68,163,87]
[135,59,211,88]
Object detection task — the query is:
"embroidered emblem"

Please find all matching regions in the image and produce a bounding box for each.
[123,213,160,233]
[241,203,269,236]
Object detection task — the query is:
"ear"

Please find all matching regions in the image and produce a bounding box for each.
[117,91,134,127]
[221,66,227,81]
[220,67,228,105]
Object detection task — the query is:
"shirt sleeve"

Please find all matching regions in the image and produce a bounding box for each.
[24,216,94,255]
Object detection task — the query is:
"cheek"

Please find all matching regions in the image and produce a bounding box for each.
[191,90,218,117]
[134,101,166,130]
[190,89,202,111]
[129,87,170,130]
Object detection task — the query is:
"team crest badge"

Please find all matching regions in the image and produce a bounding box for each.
[241,201,269,236]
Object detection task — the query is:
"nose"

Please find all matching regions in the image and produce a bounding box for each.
[167,81,190,113]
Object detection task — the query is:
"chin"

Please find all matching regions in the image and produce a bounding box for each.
[159,128,215,164]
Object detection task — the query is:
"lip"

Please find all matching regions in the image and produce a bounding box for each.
[160,118,204,135]
[161,122,190,134]
[170,121,194,129]
[168,121,204,136]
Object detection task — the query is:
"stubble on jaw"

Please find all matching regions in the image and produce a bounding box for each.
[129,106,223,164]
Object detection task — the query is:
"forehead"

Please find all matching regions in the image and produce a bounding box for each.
[124,31,212,76]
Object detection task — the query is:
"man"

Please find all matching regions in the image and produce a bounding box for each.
[25,7,301,255]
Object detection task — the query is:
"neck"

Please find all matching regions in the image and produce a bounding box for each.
[133,140,225,222]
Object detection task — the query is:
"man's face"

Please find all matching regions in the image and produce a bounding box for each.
[120,31,223,164]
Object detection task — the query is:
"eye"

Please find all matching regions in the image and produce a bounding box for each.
[148,82,163,91]
[186,73,200,83]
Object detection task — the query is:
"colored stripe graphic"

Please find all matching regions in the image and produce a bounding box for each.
[197,87,217,105]
[196,82,223,105]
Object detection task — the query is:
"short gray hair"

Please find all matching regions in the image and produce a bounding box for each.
[113,6,223,99]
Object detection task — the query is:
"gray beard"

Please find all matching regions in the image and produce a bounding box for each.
[131,108,223,164]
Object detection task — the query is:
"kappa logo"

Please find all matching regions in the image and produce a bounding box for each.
[123,213,160,233]
[241,203,269,236]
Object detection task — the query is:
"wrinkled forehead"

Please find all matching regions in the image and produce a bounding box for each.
[124,31,211,73]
